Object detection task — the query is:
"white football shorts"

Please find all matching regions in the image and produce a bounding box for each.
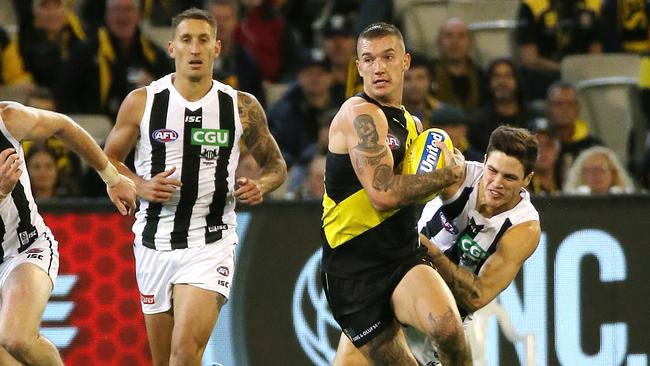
[0,231,59,289]
[134,232,236,314]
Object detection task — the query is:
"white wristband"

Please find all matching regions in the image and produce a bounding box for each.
[98,162,121,187]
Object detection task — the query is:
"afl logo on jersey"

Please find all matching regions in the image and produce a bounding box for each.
[386,134,400,150]
[152,129,179,143]
[217,266,230,277]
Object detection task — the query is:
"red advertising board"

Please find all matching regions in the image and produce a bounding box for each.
[42,213,151,365]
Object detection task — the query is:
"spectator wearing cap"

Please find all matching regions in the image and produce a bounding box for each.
[269,51,336,169]
[529,122,562,195]
[11,0,87,91]
[429,18,485,114]
[403,53,445,126]
[321,14,356,106]
[207,0,265,106]
[429,104,483,162]
[55,0,172,118]
[470,58,534,152]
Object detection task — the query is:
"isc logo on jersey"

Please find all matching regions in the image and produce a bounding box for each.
[152,129,179,143]
[191,128,230,147]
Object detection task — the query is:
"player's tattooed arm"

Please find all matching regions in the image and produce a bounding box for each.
[349,113,459,208]
[238,91,287,194]
[419,234,483,311]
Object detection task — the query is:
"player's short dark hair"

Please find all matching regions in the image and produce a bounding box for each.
[358,22,404,43]
[172,7,217,37]
[486,126,539,176]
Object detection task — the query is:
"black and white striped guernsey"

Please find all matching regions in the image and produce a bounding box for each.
[417,161,539,274]
[0,114,52,262]
[133,74,242,250]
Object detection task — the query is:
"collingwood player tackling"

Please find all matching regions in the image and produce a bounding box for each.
[103,8,286,365]
[410,125,541,365]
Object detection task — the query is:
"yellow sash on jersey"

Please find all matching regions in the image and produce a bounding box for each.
[322,108,419,248]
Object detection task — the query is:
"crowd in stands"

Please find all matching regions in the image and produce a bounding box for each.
[1,0,650,202]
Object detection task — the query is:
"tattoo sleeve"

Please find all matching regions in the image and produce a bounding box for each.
[431,253,482,312]
[349,113,457,206]
[238,92,287,193]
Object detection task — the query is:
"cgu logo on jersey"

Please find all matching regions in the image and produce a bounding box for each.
[386,134,400,150]
[458,233,487,262]
[417,132,445,173]
[191,128,230,147]
[152,129,179,143]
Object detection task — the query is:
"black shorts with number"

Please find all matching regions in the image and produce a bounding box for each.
[322,251,435,347]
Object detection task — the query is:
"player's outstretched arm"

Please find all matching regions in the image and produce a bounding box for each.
[419,220,540,312]
[342,102,464,211]
[236,91,287,205]
[0,101,136,214]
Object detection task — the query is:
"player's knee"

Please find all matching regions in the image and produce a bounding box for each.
[424,312,464,353]
[169,343,202,366]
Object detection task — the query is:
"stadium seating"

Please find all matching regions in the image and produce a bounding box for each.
[141,23,173,50]
[561,53,642,84]
[469,20,516,67]
[576,77,642,166]
[399,0,519,58]
[69,114,114,145]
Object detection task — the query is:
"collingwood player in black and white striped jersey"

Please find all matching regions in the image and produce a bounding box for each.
[103,8,286,365]
[409,125,541,365]
[0,102,136,365]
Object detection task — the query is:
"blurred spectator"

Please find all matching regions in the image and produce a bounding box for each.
[145,0,204,26]
[470,58,534,152]
[403,53,445,125]
[600,0,650,53]
[236,0,297,82]
[0,25,34,100]
[295,153,326,200]
[529,124,561,194]
[207,0,265,105]
[56,0,172,118]
[81,0,203,29]
[563,146,636,194]
[430,18,484,114]
[12,0,87,91]
[516,0,602,100]
[22,87,84,185]
[429,105,483,162]
[321,14,356,106]
[269,51,335,168]
[25,143,80,200]
[26,85,56,111]
[280,0,328,48]
[545,81,602,182]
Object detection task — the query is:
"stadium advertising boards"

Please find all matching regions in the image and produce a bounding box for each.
[42,197,649,365]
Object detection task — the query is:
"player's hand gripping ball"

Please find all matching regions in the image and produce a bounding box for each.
[402,128,454,202]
